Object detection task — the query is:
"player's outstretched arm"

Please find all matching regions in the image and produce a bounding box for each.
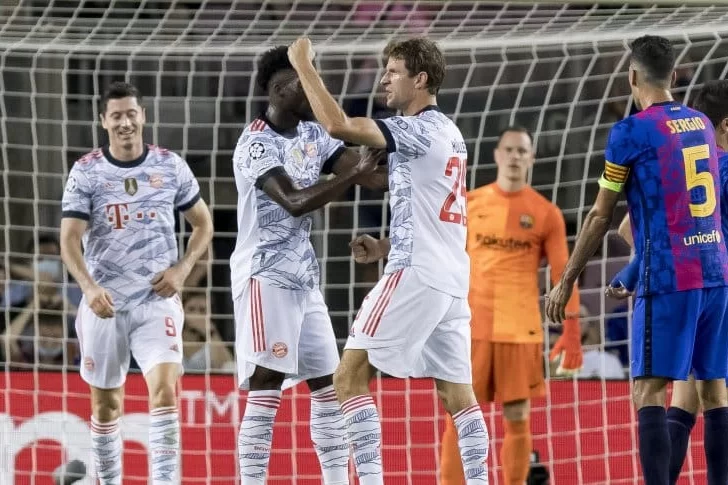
[288,38,388,149]
[349,235,390,264]
[152,198,214,298]
[60,217,115,318]
[544,206,583,376]
[546,187,620,323]
[259,150,379,217]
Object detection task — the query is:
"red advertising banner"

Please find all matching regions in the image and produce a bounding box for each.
[0,372,708,484]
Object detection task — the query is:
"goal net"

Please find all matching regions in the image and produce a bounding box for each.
[2,0,728,483]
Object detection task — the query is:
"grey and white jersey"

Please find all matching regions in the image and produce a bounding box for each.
[61,145,201,310]
[230,116,345,298]
[374,106,470,298]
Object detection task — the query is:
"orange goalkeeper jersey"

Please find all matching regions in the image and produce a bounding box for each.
[467,183,580,343]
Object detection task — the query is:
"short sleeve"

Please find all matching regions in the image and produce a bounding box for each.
[233,134,283,186]
[61,164,94,220]
[599,120,635,192]
[175,156,201,212]
[374,116,431,158]
[314,125,345,173]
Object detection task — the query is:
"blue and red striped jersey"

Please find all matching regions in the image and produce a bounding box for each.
[603,101,728,296]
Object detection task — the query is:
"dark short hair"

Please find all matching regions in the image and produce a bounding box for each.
[256,46,294,93]
[100,81,143,114]
[629,35,676,87]
[497,126,533,146]
[384,38,445,95]
[692,80,728,129]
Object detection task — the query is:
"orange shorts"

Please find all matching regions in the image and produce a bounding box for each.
[472,339,546,404]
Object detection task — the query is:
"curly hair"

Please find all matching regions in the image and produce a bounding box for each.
[256,46,294,93]
[692,80,728,129]
[384,38,445,95]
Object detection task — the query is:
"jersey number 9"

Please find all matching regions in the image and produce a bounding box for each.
[683,144,716,218]
[439,156,467,225]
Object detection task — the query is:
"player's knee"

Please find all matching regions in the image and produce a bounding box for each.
[631,377,668,408]
[503,399,530,422]
[696,379,728,411]
[436,380,476,416]
[91,388,123,422]
[333,351,372,400]
[670,378,700,415]
[332,366,350,397]
[150,383,177,409]
[248,365,285,391]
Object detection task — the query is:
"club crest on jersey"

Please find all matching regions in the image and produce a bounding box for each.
[304,142,317,158]
[520,214,534,229]
[149,174,164,189]
[291,148,305,165]
[249,142,265,161]
[124,178,138,195]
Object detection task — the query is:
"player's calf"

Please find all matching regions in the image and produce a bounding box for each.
[308,375,349,485]
[632,377,671,485]
[503,400,532,485]
[238,366,285,485]
[145,363,182,484]
[436,380,489,484]
[90,387,123,485]
[334,350,383,485]
[696,379,728,485]
[667,379,699,483]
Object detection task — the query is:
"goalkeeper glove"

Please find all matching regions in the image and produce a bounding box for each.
[549,317,583,377]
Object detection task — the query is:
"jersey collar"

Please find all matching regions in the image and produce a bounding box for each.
[260,111,299,138]
[102,144,149,168]
[413,105,441,116]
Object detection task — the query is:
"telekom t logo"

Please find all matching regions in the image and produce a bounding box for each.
[106,203,157,229]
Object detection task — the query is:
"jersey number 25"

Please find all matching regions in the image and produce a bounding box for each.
[684,144,716,217]
[439,156,467,225]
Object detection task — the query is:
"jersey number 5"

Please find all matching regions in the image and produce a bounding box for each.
[439,156,467,225]
[683,144,716,217]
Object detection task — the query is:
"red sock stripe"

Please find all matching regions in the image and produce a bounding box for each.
[247,396,281,410]
[453,404,481,421]
[250,279,266,352]
[150,406,177,417]
[90,419,119,435]
[311,389,338,403]
[341,395,375,416]
[362,270,403,336]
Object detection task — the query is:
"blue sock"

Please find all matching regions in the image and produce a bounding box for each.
[667,407,695,484]
[703,407,728,485]
[638,406,670,485]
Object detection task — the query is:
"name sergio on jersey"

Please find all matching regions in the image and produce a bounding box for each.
[683,229,722,247]
[473,233,532,251]
[665,116,707,134]
[106,203,157,229]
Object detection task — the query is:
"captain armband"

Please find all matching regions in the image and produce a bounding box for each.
[598,161,629,192]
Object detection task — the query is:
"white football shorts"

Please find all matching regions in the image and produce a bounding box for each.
[234,278,340,390]
[345,267,473,384]
[75,296,185,389]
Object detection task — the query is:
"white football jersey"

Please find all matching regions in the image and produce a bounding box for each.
[61,145,201,310]
[230,116,345,298]
[375,106,470,298]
